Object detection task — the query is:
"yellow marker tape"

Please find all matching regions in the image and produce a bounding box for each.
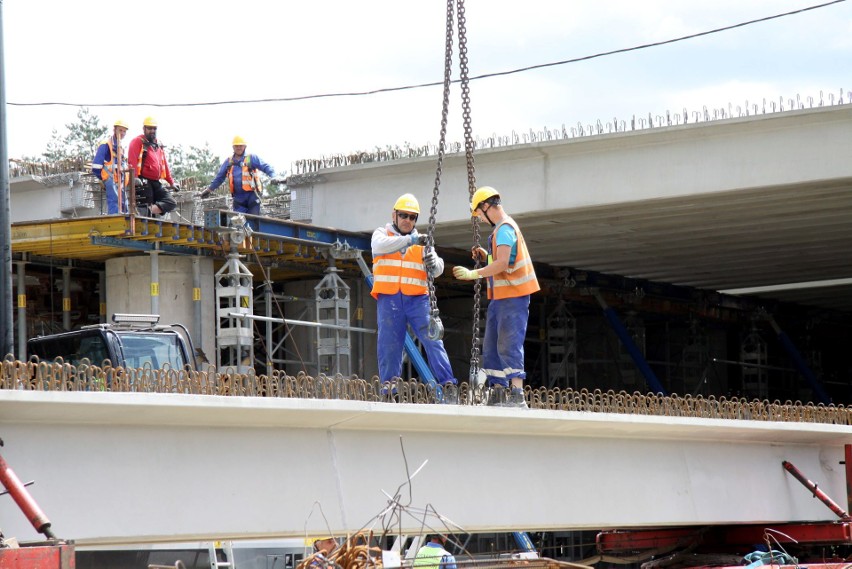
[63,297,70,311]
[151,283,159,296]
[17,294,26,308]
[193,287,201,301]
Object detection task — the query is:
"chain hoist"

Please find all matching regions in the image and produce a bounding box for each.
[426,0,479,366]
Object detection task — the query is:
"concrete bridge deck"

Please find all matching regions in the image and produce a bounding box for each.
[1,389,849,545]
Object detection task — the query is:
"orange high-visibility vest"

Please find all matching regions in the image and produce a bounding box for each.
[96,137,124,184]
[371,231,428,299]
[487,216,540,300]
[227,155,262,194]
[135,140,168,180]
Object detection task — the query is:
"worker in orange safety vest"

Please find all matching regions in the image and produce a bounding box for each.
[453,186,540,408]
[91,119,129,214]
[371,193,458,403]
[201,135,282,215]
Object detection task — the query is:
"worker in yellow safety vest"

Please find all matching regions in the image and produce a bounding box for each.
[413,535,457,569]
[91,119,129,214]
[453,186,540,408]
[371,193,458,403]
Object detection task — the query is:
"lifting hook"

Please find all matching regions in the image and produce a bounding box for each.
[427,309,444,341]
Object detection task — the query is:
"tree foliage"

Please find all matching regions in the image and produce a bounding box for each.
[167,143,221,185]
[42,108,108,161]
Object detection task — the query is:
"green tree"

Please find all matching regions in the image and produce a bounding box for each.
[168,143,221,185]
[42,108,108,161]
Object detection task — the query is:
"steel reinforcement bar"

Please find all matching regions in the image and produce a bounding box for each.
[1,356,851,425]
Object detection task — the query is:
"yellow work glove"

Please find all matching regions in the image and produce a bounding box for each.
[453,266,480,280]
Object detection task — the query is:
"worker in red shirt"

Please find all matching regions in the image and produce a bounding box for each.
[127,117,178,217]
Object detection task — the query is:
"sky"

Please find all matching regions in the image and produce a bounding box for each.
[3,0,851,175]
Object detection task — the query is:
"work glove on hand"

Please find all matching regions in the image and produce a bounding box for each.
[199,188,212,199]
[169,183,180,192]
[472,246,488,262]
[409,232,428,246]
[271,175,288,185]
[423,248,439,271]
[453,266,480,281]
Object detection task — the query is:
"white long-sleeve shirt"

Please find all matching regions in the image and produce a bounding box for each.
[371,223,444,277]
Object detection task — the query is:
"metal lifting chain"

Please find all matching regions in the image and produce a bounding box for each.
[457,0,482,385]
[424,0,457,341]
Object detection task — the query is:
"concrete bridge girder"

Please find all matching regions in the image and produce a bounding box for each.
[0,391,847,545]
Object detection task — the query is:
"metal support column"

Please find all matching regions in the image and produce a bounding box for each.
[741,320,768,399]
[0,1,12,357]
[264,282,274,374]
[192,257,202,354]
[315,262,351,376]
[99,270,106,323]
[215,217,254,373]
[149,250,159,316]
[15,261,26,360]
[62,267,71,330]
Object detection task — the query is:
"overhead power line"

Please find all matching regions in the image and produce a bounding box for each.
[8,0,846,108]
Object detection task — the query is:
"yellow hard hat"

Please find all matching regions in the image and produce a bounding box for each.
[143,117,158,127]
[114,119,129,129]
[393,193,420,214]
[471,186,500,215]
[232,135,247,146]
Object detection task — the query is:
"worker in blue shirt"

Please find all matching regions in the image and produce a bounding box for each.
[92,119,129,214]
[200,135,278,215]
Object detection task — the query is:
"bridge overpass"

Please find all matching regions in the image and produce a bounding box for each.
[309,104,852,313]
[1,389,849,546]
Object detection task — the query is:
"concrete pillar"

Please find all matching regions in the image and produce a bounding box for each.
[105,255,216,361]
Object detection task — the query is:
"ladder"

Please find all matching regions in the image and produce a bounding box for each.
[208,541,235,568]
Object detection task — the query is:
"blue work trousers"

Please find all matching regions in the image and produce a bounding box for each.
[104,178,126,214]
[233,190,261,215]
[482,295,530,388]
[376,292,456,384]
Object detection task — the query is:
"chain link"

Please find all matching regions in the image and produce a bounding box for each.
[425,0,456,342]
[455,0,483,384]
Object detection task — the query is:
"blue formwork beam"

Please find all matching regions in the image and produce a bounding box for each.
[767,317,831,405]
[593,292,667,395]
[512,532,536,553]
[204,210,371,251]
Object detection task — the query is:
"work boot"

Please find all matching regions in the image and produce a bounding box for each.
[440,383,459,405]
[506,387,529,409]
[485,385,506,407]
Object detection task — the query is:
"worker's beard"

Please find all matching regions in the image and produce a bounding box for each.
[145,133,157,144]
[393,223,409,235]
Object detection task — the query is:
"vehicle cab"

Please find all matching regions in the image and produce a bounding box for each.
[27,313,197,371]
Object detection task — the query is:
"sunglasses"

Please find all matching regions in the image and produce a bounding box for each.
[396,211,418,221]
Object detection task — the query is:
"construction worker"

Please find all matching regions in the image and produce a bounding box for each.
[453,186,540,408]
[413,535,457,569]
[309,536,338,568]
[371,193,459,403]
[91,119,129,214]
[200,136,278,215]
[127,117,178,217]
